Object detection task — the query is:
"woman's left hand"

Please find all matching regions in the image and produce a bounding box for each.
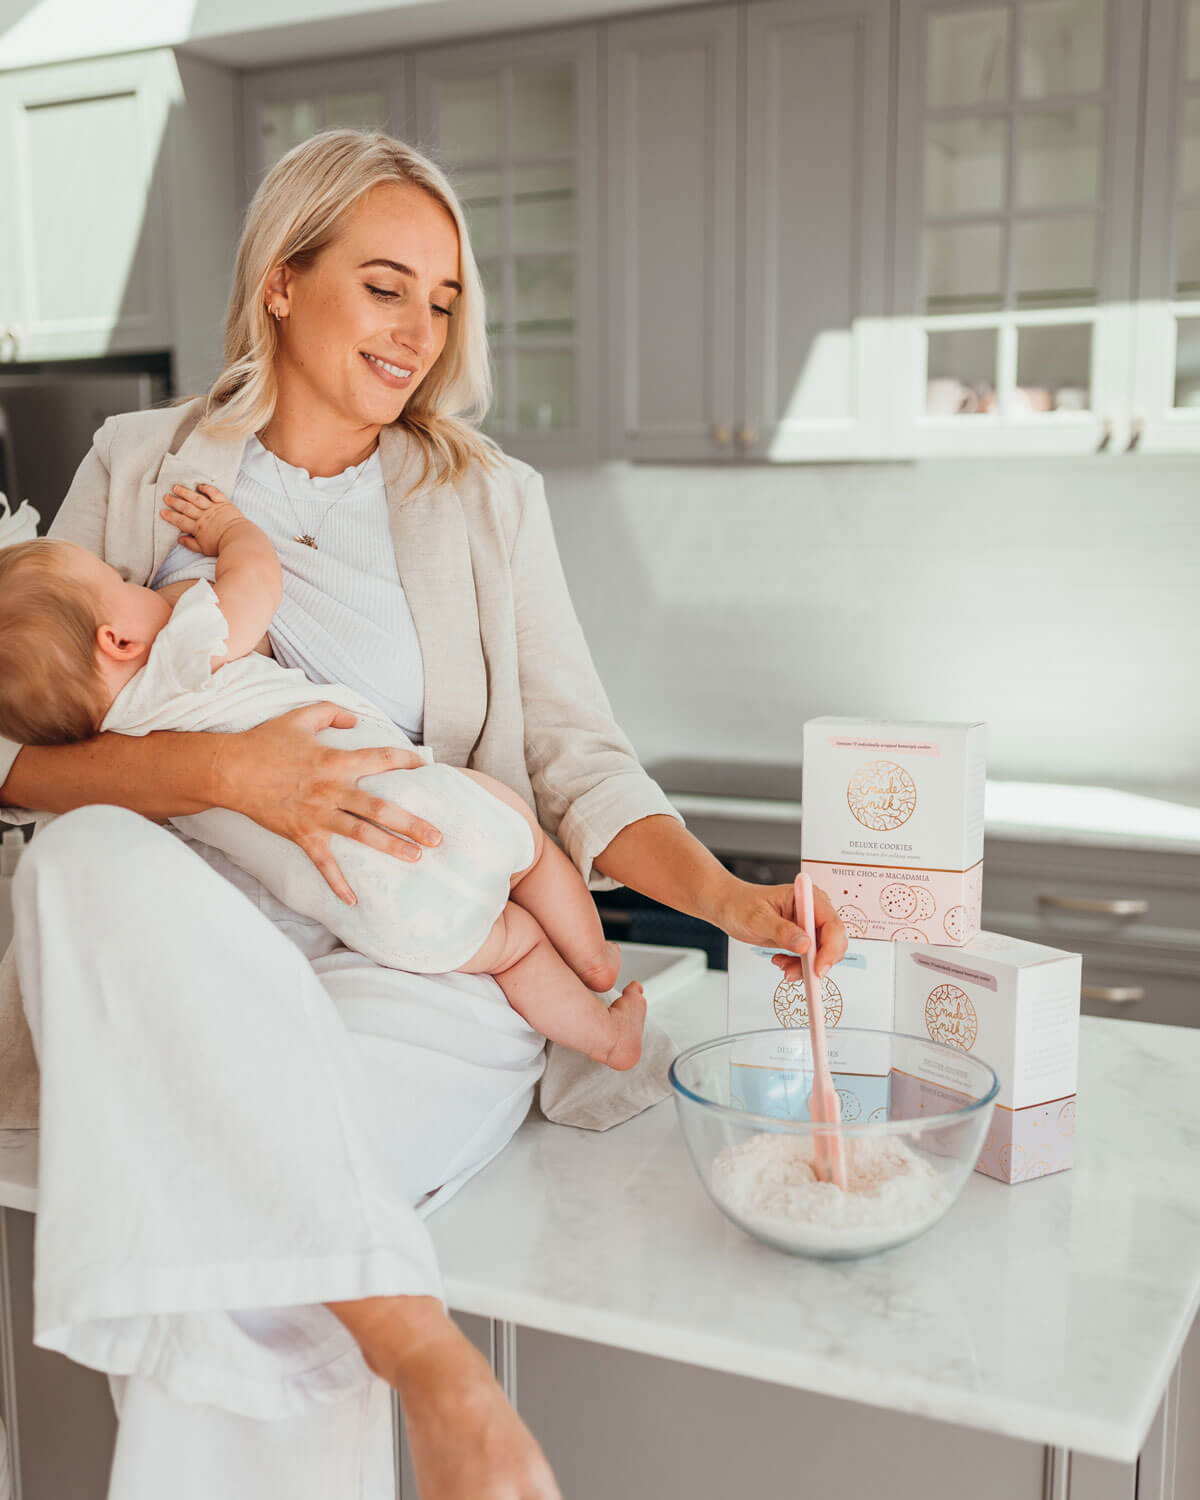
[710,877,848,981]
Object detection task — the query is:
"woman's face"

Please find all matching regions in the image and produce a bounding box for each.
[270,181,462,427]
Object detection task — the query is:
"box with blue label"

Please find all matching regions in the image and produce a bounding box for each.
[727,938,894,1122]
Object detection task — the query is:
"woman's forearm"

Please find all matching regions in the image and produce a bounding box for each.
[591,814,735,924]
[0,731,231,820]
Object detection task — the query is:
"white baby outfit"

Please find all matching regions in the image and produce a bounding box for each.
[100,579,535,973]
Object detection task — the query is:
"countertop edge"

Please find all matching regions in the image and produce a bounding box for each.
[441,1275,1147,1463]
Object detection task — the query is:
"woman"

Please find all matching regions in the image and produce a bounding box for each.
[0,132,846,1498]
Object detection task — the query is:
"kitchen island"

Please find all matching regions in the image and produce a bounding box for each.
[0,964,1196,1499]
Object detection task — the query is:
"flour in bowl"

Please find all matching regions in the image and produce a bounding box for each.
[710,1133,956,1255]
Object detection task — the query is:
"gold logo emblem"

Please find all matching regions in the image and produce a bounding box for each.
[846,760,917,831]
[924,982,977,1051]
[773,974,843,1030]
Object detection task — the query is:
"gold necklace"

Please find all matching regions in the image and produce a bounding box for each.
[267,445,375,550]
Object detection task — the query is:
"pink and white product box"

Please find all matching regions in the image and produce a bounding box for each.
[726,938,895,1121]
[799,717,986,948]
[893,932,1082,1184]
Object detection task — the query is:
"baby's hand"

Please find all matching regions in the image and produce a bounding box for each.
[160,482,250,557]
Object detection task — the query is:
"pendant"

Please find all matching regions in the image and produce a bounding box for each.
[294,533,319,549]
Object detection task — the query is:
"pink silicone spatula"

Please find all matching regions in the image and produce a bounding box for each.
[794,873,847,1190]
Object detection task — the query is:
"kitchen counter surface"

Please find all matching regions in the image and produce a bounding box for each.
[663,777,1200,856]
[1,970,1197,1464]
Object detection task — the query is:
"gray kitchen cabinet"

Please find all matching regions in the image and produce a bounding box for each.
[1131,0,1200,450]
[607,0,892,464]
[982,834,1200,1027]
[0,52,174,365]
[0,50,237,389]
[239,52,403,200]
[605,4,740,462]
[413,26,601,466]
[741,0,895,461]
[512,1319,1198,1500]
[891,0,1145,458]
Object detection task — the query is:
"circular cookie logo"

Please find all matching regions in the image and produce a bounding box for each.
[880,882,918,921]
[890,926,926,942]
[837,903,867,937]
[836,1088,861,1121]
[773,974,843,1030]
[943,905,970,943]
[911,886,936,922]
[924,982,978,1051]
[1057,1100,1075,1138]
[804,1087,862,1122]
[846,760,917,831]
[868,1105,888,1123]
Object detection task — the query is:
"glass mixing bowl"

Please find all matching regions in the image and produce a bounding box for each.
[669,1028,998,1260]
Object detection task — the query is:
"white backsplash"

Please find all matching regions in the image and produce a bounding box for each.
[540,455,1200,792]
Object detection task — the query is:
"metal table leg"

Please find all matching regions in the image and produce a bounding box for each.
[489,1318,518,1405]
[0,1209,22,1500]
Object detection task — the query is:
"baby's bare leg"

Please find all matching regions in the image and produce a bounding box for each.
[459,901,645,1070]
[457,768,620,993]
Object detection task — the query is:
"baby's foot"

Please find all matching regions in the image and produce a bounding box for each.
[577,940,622,995]
[600,981,646,1071]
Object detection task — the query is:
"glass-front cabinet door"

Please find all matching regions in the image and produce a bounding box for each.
[414,29,599,463]
[892,0,1143,456]
[241,57,398,199]
[1131,0,1200,450]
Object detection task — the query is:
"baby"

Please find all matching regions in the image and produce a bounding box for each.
[0,481,646,1070]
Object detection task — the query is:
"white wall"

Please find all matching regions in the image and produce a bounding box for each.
[540,455,1200,793]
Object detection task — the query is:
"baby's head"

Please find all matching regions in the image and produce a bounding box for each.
[0,539,169,745]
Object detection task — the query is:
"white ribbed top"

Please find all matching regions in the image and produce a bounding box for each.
[152,432,425,741]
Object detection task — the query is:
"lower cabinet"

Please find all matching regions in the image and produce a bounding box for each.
[1,1208,116,1500]
[506,1320,1198,1500]
[983,834,1200,1030]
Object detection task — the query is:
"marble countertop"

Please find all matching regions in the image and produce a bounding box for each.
[1,970,1197,1463]
[666,779,1200,856]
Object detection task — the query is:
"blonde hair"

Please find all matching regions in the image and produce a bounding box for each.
[194,130,499,490]
[0,539,108,746]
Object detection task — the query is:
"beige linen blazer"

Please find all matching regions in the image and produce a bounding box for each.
[0,397,681,1129]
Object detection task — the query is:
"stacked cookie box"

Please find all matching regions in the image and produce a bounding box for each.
[726,718,1082,1184]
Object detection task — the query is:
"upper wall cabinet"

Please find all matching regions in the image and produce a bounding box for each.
[0,54,175,363]
[606,6,740,461]
[414,28,601,465]
[742,0,894,460]
[1131,0,1200,450]
[892,0,1144,457]
[240,55,402,198]
[0,51,237,389]
[606,0,893,463]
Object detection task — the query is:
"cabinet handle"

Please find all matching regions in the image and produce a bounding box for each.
[1125,418,1144,454]
[1096,417,1113,453]
[1081,984,1145,1006]
[711,425,733,447]
[736,425,757,446]
[1037,893,1148,916]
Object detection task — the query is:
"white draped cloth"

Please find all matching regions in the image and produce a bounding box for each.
[14,803,546,1498]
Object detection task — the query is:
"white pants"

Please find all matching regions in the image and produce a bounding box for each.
[12,805,547,1499]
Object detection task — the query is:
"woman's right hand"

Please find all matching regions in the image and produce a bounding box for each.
[212,701,442,905]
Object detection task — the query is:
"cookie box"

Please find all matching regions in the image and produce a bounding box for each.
[800,717,986,947]
[726,939,894,1124]
[893,932,1081,1184]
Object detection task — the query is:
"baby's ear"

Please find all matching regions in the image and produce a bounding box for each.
[95,624,144,662]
